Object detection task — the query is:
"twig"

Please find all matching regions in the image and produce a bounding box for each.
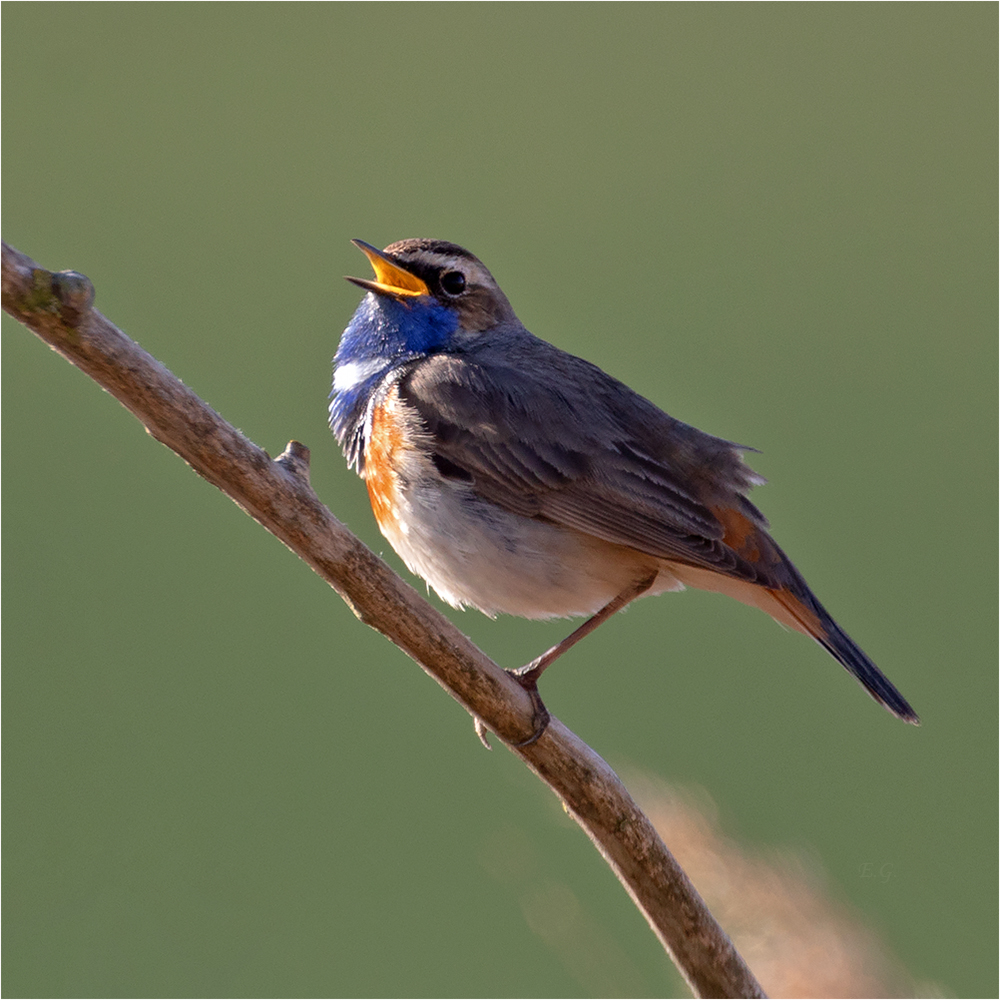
[2,240,766,1000]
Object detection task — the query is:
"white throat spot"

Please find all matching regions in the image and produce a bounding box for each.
[334,359,385,393]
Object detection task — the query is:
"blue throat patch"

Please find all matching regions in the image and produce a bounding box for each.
[329,293,459,469]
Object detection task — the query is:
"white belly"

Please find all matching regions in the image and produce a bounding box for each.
[378,473,682,619]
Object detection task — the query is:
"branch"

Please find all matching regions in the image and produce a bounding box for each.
[2,240,765,1000]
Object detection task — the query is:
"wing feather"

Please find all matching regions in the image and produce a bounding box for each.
[401,346,782,586]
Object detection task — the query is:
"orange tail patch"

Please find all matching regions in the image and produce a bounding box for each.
[712,504,764,562]
[698,503,828,641]
[769,586,825,639]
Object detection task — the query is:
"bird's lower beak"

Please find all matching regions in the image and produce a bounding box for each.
[346,240,430,299]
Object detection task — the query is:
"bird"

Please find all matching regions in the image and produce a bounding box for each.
[329,238,918,743]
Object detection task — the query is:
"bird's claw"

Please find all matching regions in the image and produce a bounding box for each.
[504,665,551,747]
[470,665,551,749]
[474,716,493,750]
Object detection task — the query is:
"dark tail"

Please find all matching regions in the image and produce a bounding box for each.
[772,587,920,724]
[817,617,919,723]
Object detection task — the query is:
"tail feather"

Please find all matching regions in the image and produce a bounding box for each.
[772,588,919,724]
[814,617,919,724]
[666,502,919,723]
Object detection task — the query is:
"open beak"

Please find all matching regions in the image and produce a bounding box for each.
[345,240,430,298]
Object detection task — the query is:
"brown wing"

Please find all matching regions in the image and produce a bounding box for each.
[400,347,783,587]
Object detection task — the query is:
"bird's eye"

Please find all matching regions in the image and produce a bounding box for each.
[439,270,466,296]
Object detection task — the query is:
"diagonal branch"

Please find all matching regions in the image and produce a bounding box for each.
[2,240,765,1000]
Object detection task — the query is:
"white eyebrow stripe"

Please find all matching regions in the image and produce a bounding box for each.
[333,359,386,393]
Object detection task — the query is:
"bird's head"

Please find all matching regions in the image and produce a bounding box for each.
[331,239,517,460]
[346,239,517,338]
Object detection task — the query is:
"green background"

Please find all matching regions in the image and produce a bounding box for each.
[4,5,994,997]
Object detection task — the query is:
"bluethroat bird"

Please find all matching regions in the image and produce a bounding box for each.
[330,239,918,743]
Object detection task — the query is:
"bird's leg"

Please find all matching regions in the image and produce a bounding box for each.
[513,570,659,683]
[504,570,658,747]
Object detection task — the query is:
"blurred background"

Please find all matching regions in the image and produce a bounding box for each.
[3,6,994,997]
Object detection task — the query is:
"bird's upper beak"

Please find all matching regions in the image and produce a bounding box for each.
[345,240,430,299]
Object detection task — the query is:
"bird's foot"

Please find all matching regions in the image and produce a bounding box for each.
[471,660,551,750]
[504,660,551,747]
